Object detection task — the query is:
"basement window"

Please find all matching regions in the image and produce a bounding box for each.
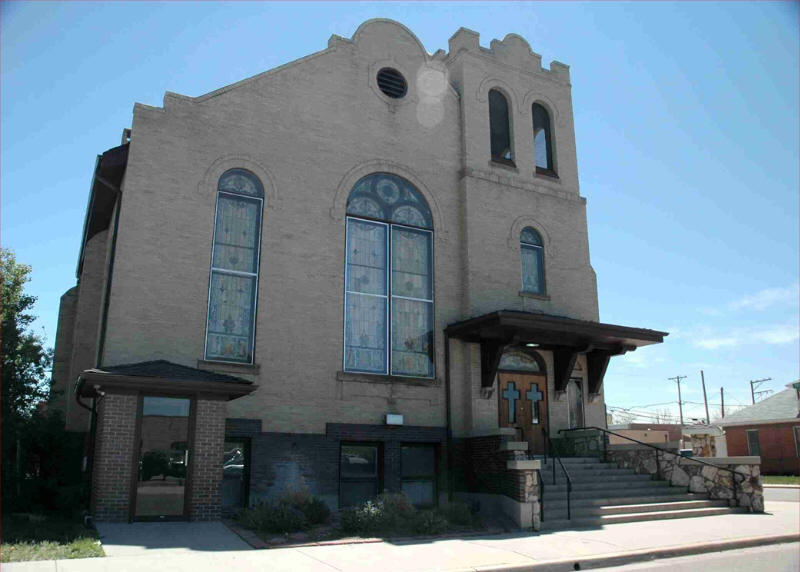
[377,68,407,99]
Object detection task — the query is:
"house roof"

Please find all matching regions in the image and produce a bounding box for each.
[717,386,799,426]
[86,360,252,384]
[78,360,255,400]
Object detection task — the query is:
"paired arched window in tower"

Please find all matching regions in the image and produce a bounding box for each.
[532,103,554,175]
[344,173,434,378]
[520,226,545,295]
[204,169,264,363]
[489,89,513,163]
[487,90,556,177]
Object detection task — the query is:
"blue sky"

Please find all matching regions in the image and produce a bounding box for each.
[2,2,798,423]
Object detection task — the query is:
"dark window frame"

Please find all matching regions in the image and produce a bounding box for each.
[339,442,383,508]
[489,89,514,165]
[400,443,439,508]
[532,103,555,176]
[520,227,546,296]
[746,429,761,456]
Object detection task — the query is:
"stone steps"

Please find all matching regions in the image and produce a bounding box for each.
[539,506,746,531]
[542,499,729,520]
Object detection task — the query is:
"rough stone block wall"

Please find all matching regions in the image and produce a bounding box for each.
[189,397,227,521]
[608,446,764,512]
[92,392,137,522]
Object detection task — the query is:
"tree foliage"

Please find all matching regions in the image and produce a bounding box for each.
[1,248,51,421]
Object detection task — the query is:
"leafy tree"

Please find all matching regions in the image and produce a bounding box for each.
[1,249,53,506]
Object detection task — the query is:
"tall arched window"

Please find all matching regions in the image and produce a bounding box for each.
[520,227,545,295]
[489,89,513,163]
[204,169,264,363]
[344,173,434,378]
[532,103,555,175]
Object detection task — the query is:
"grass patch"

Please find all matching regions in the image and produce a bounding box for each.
[1,513,104,562]
[762,475,799,485]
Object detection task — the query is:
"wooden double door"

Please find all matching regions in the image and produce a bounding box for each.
[498,372,548,454]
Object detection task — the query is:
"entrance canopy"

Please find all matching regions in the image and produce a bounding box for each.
[77,359,256,400]
[444,311,667,395]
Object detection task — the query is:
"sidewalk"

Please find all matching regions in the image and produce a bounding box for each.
[5,501,798,571]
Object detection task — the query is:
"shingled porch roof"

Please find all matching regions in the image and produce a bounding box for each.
[444,310,668,395]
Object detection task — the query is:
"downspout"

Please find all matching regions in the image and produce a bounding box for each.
[74,376,98,520]
[444,332,453,502]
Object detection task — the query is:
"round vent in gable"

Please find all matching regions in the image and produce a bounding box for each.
[376,68,408,99]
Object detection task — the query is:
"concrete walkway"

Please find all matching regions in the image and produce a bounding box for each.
[5,501,798,571]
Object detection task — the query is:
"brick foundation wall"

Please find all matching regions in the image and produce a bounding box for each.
[189,398,227,521]
[92,392,137,522]
[247,424,447,509]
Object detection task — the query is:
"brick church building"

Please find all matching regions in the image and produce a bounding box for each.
[51,19,666,526]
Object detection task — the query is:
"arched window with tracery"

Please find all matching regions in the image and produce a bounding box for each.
[489,89,513,163]
[532,103,555,175]
[520,226,545,295]
[204,169,264,363]
[344,173,434,377]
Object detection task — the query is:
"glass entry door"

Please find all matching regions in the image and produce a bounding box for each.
[135,396,191,520]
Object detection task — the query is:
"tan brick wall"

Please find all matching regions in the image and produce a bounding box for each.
[49,286,78,416]
[189,398,227,521]
[87,20,603,439]
[92,392,137,522]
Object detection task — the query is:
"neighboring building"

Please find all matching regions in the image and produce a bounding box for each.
[50,19,666,523]
[608,423,683,444]
[718,384,800,475]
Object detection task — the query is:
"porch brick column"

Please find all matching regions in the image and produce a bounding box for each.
[92,392,137,522]
[189,397,227,521]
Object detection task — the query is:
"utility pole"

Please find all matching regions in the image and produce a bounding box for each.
[750,378,772,404]
[720,387,725,418]
[701,370,710,424]
[669,375,687,426]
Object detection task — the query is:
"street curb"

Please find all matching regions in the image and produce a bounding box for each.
[463,533,799,571]
[763,484,800,489]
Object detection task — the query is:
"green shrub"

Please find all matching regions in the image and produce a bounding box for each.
[237,502,308,533]
[412,510,448,535]
[441,501,478,526]
[301,497,331,525]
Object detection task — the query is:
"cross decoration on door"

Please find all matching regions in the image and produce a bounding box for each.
[502,382,520,423]
[526,384,543,425]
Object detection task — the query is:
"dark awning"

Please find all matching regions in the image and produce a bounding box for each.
[77,360,256,400]
[76,143,129,277]
[445,310,667,394]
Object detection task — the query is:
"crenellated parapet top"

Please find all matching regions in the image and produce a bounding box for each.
[447,27,569,82]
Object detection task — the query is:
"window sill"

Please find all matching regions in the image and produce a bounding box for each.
[534,168,559,180]
[197,359,260,376]
[337,371,439,387]
[519,291,550,301]
[489,158,518,172]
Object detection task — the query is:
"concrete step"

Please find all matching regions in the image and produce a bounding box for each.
[539,463,624,473]
[539,506,746,531]
[540,467,637,478]
[542,469,652,484]
[543,480,672,495]
[543,499,730,520]
[545,492,701,509]
[544,485,686,501]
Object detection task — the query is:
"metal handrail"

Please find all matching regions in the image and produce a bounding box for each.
[535,468,544,523]
[559,426,746,505]
[543,428,572,520]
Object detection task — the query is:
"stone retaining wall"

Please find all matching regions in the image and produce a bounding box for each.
[608,445,763,512]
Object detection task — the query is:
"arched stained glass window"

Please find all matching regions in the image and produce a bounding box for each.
[489,89,513,163]
[498,349,543,373]
[532,103,555,175]
[344,173,434,377]
[520,227,545,295]
[204,169,264,363]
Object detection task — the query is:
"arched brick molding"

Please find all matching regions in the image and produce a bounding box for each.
[507,214,555,260]
[198,155,278,211]
[329,159,447,239]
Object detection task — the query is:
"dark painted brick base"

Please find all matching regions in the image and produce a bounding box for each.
[233,423,447,509]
